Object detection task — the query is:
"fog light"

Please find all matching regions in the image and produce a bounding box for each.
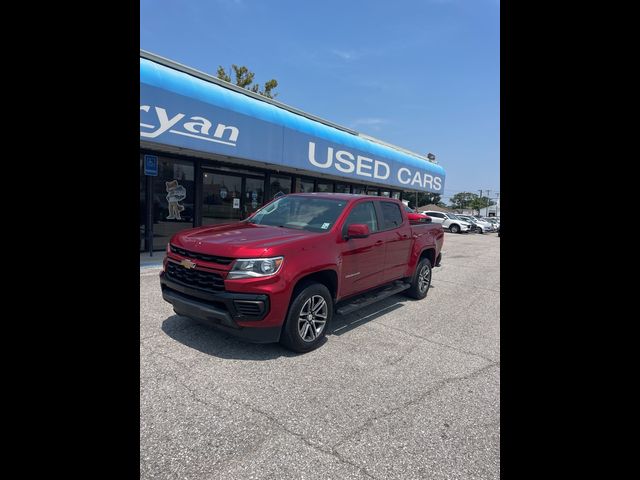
[233,300,265,316]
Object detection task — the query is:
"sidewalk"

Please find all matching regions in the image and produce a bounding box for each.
[140,251,164,270]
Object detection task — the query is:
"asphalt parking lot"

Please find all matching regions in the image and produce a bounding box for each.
[140,231,500,479]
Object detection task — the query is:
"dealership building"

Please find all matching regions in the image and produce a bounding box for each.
[140,50,446,252]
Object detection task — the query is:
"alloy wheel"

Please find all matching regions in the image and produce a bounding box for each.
[418,264,431,292]
[298,295,328,342]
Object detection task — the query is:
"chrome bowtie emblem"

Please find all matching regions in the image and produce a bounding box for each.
[180,259,197,269]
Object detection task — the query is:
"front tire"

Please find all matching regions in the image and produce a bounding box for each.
[450,224,460,234]
[280,282,333,353]
[405,258,432,300]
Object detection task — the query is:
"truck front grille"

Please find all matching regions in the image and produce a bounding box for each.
[165,261,225,291]
[170,244,234,265]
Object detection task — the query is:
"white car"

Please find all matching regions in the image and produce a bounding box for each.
[485,217,500,229]
[457,215,495,234]
[422,211,473,234]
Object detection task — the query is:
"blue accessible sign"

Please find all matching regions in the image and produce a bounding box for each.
[144,154,158,176]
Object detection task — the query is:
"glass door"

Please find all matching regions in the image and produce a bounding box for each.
[244,177,265,219]
[202,171,243,225]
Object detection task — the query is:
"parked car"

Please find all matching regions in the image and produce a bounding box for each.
[160,193,444,353]
[403,205,431,223]
[457,215,495,234]
[485,217,500,228]
[422,211,473,234]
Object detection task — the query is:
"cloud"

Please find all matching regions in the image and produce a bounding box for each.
[351,118,389,131]
[331,49,359,61]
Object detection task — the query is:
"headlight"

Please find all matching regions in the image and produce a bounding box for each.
[227,257,284,279]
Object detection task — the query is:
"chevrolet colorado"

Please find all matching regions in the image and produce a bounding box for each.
[160,193,444,352]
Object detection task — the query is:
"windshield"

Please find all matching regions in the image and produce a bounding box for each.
[245,196,348,232]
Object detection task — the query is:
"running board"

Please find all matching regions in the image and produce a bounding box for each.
[336,282,411,316]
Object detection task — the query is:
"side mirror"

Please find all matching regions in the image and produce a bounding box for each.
[346,223,370,239]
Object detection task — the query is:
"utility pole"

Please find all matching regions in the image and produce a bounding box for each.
[485,190,491,217]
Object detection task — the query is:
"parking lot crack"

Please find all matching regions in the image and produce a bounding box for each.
[148,351,380,479]
[377,322,498,363]
[434,278,500,293]
[211,392,381,479]
[331,361,499,454]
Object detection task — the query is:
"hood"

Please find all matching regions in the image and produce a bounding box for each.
[171,221,318,258]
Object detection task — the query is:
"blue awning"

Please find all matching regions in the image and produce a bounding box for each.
[140,55,445,193]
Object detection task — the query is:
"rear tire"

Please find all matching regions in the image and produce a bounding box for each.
[405,258,432,300]
[450,224,460,234]
[280,282,333,353]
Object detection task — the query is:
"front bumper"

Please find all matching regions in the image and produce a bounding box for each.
[160,273,281,343]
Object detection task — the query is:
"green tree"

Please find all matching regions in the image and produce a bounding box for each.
[470,196,495,215]
[216,65,279,99]
[449,192,478,210]
[404,192,441,209]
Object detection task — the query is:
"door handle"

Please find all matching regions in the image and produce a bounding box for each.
[375,240,384,245]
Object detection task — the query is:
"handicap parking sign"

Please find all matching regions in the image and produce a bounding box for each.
[144,155,158,176]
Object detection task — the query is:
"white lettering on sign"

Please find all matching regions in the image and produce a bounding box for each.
[356,156,373,177]
[308,142,332,168]
[398,167,412,184]
[140,105,239,146]
[374,160,390,180]
[183,116,212,135]
[335,150,355,173]
[307,142,443,192]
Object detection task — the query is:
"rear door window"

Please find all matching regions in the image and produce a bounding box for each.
[380,202,404,230]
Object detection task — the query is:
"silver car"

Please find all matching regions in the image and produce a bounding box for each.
[458,215,495,234]
[422,211,474,234]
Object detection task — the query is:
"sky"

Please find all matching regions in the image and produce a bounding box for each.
[140,0,500,203]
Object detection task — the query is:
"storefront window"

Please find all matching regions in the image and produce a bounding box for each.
[392,191,401,199]
[296,178,315,193]
[140,157,146,251]
[381,190,391,197]
[270,175,291,200]
[202,172,243,225]
[367,187,380,196]
[352,185,366,195]
[334,183,350,193]
[152,157,195,250]
[316,181,333,193]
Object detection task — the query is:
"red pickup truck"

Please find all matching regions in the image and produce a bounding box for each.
[160,193,444,352]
